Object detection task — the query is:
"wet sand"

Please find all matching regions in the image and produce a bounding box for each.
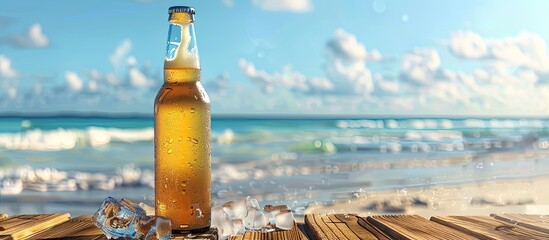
[304,174,549,220]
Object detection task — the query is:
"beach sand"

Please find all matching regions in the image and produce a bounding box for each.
[303,175,549,220]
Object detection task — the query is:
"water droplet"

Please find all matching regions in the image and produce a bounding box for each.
[186,137,191,141]
[192,138,198,144]
[177,137,182,141]
[180,224,189,229]
[190,108,195,113]
[196,208,203,218]
[167,149,172,154]
[168,138,173,144]
[194,95,198,99]
[181,181,187,187]
[182,189,186,194]
[164,184,167,189]
[190,205,194,215]
[314,140,322,148]
[157,88,172,104]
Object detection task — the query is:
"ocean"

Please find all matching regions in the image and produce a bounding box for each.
[0,116,548,216]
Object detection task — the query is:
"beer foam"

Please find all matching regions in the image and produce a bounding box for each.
[165,23,200,69]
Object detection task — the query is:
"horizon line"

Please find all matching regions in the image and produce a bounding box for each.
[0,111,548,120]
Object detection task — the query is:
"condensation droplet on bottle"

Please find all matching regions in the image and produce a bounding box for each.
[196,208,203,218]
[194,95,198,100]
[157,88,172,104]
[178,137,182,141]
[181,181,187,187]
[190,205,194,215]
[168,138,173,144]
[167,149,172,154]
[164,184,167,189]
[180,224,189,229]
[192,138,198,144]
[190,108,195,113]
[186,137,191,141]
[182,189,186,194]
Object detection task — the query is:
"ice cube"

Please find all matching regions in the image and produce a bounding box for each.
[154,216,172,240]
[217,219,237,239]
[231,198,248,219]
[274,210,294,230]
[211,206,228,223]
[139,202,155,216]
[93,197,148,239]
[220,201,236,219]
[242,207,267,230]
[246,196,260,210]
[232,219,245,235]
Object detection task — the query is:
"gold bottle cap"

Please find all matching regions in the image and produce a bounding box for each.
[168,6,195,14]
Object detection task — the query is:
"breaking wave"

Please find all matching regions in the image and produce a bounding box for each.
[0,127,154,151]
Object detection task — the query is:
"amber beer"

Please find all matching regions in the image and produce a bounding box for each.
[155,6,211,232]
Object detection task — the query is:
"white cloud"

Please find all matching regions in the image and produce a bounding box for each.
[88,80,98,93]
[450,31,549,72]
[222,0,234,7]
[309,77,334,92]
[126,56,137,66]
[110,39,132,73]
[128,67,153,88]
[327,28,382,62]
[374,74,399,94]
[64,71,84,92]
[251,0,312,12]
[239,59,312,93]
[323,29,384,95]
[400,48,442,85]
[8,23,49,48]
[449,31,487,59]
[0,55,18,79]
[205,73,231,95]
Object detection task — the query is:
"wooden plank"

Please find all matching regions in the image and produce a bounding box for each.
[334,214,385,240]
[318,214,352,240]
[305,214,339,239]
[366,215,477,240]
[431,215,549,240]
[28,215,103,239]
[0,213,70,240]
[356,216,391,240]
[228,222,306,240]
[491,213,549,234]
[326,214,361,240]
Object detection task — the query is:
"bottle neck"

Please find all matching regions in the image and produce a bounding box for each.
[164,12,200,72]
[164,68,200,84]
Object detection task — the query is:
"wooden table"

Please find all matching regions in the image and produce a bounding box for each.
[1,213,548,239]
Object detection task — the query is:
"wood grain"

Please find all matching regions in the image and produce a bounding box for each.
[491,213,549,234]
[0,213,70,240]
[228,222,306,240]
[366,215,476,240]
[27,215,103,240]
[432,215,549,240]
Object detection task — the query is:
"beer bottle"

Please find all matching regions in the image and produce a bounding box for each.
[155,6,211,232]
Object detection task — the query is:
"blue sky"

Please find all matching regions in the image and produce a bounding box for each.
[1,0,549,116]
